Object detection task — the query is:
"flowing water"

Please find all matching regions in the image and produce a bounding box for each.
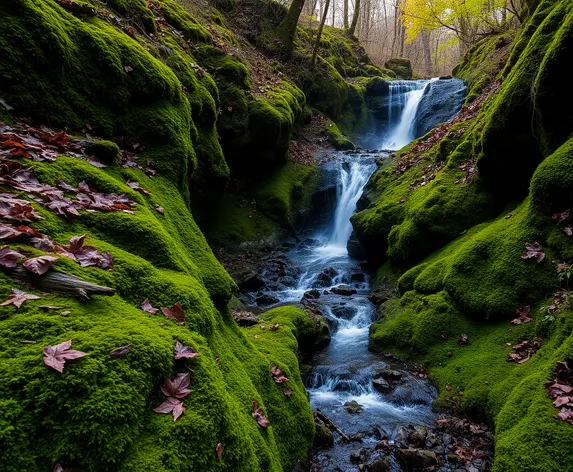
[250,80,463,470]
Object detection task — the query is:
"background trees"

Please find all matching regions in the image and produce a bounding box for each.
[275,0,524,75]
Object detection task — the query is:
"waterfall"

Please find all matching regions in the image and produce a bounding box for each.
[381,80,431,151]
[325,160,376,253]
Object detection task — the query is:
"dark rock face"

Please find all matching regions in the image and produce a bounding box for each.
[255,293,279,305]
[414,78,466,138]
[347,231,367,259]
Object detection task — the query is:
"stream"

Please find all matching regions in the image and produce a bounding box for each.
[244,78,469,471]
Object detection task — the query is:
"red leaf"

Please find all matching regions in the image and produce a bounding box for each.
[161,302,185,325]
[174,341,199,360]
[283,387,293,397]
[1,288,40,308]
[23,255,58,275]
[126,180,151,195]
[511,305,533,324]
[0,223,22,240]
[43,340,87,373]
[458,334,468,345]
[251,400,270,428]
[270,363,289,384]
[110,344,133,359]
[153,397,186,421]
[216,443,223,462]
[141,298,158,314]
[160,373,192,399]
[0,246,25,268]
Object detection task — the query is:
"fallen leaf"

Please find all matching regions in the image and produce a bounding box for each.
[153,396,186,421]
[1,288,40,308]
[216,442,223,462]
[155,206,164,214]
[43,340,87,373]
[270,364,289,384]
[0,246,24,268]
[511,305,533,325]
[521,242,545,263]
[458,334,468,345]
[110,344,133,359]
[23,255,58,275]
[160,372,192,399]
[161,302,185,325]
[251,400,270,428]
[283,387,293,397]
[174,341,199,360]
[0,223,22,239]
[126,180,151,195]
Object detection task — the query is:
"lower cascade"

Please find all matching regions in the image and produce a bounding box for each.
[250,79,464,470]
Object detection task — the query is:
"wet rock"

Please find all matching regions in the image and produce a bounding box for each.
[351,273,366,283]
[232,311,260,327]
[350,447,369,464]
[347,231,367,259]
[410,426,427,448]
[330,304,355,319]
[323,267,338,278]
[366,456,390,472]
[237,271,265,291]
[372,376,393,394]
[315,272,333,287]
[375,369,403,381]
[332,285,357,296]
[368,292,389,306]
[314,417,334,449]
[256,293,279,306]
[385,377,436,405]
[396,448,438,470]
[344,400,363,414]
[303,289,321,300]
[279,275,296,287]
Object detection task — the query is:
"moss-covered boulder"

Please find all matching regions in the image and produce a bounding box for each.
[384,58,413,80]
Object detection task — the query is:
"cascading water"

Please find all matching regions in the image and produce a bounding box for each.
[381,80,432,151]
[247,78,466,470]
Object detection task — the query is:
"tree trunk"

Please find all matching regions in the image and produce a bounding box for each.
[312,0,331,64]
[276,0,307,53]
[422,30,432,76]
[343,0,349,28]
[348,0,360,35]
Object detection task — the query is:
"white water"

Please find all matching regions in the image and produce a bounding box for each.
[381,80,432,150]
[249,80,457,469]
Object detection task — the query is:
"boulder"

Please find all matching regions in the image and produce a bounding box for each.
[255,293,279,306]
[315,272,333,287]
[344,400,363,414]
[347,231,367,259]
[396,448,438,470]
[350,447,369,464]
[372,376,393,394]
[313,417,335,449]
[375,369,403,381]
[302,289,321,300]
[384,58,412,80]
[366,456,390,472]
[237,271,265,291]
[232,311,260,327]
[351,273,366,283]
[413,78,466,138]
[332,285,357,296]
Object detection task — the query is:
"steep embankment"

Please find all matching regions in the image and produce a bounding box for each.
[0,0,388,470]
[353,0,573,469]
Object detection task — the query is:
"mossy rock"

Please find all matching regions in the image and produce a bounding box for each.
[85,140,120,165]
[384,58,412,80]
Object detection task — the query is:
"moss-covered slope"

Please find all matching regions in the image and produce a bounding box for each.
[355,0,573,469]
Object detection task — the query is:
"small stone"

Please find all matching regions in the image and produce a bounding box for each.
[332,285,357,296]
[372,377,392,393]
[350,447,369,464]
[366,456,390,472]
[302,289,321,300]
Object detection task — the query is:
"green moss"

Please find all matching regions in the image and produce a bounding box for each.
[384,58,412,80]
[85,140,121,165]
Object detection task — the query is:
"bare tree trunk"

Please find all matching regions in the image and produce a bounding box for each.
[332,0,335,25]
[343,0,349,28]
[276,0,307,53]
[348,0,360,35]
[422,30,432,76]
[312,0,331,64]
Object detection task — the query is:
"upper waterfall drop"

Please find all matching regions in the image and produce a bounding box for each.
[380,80,433,151]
